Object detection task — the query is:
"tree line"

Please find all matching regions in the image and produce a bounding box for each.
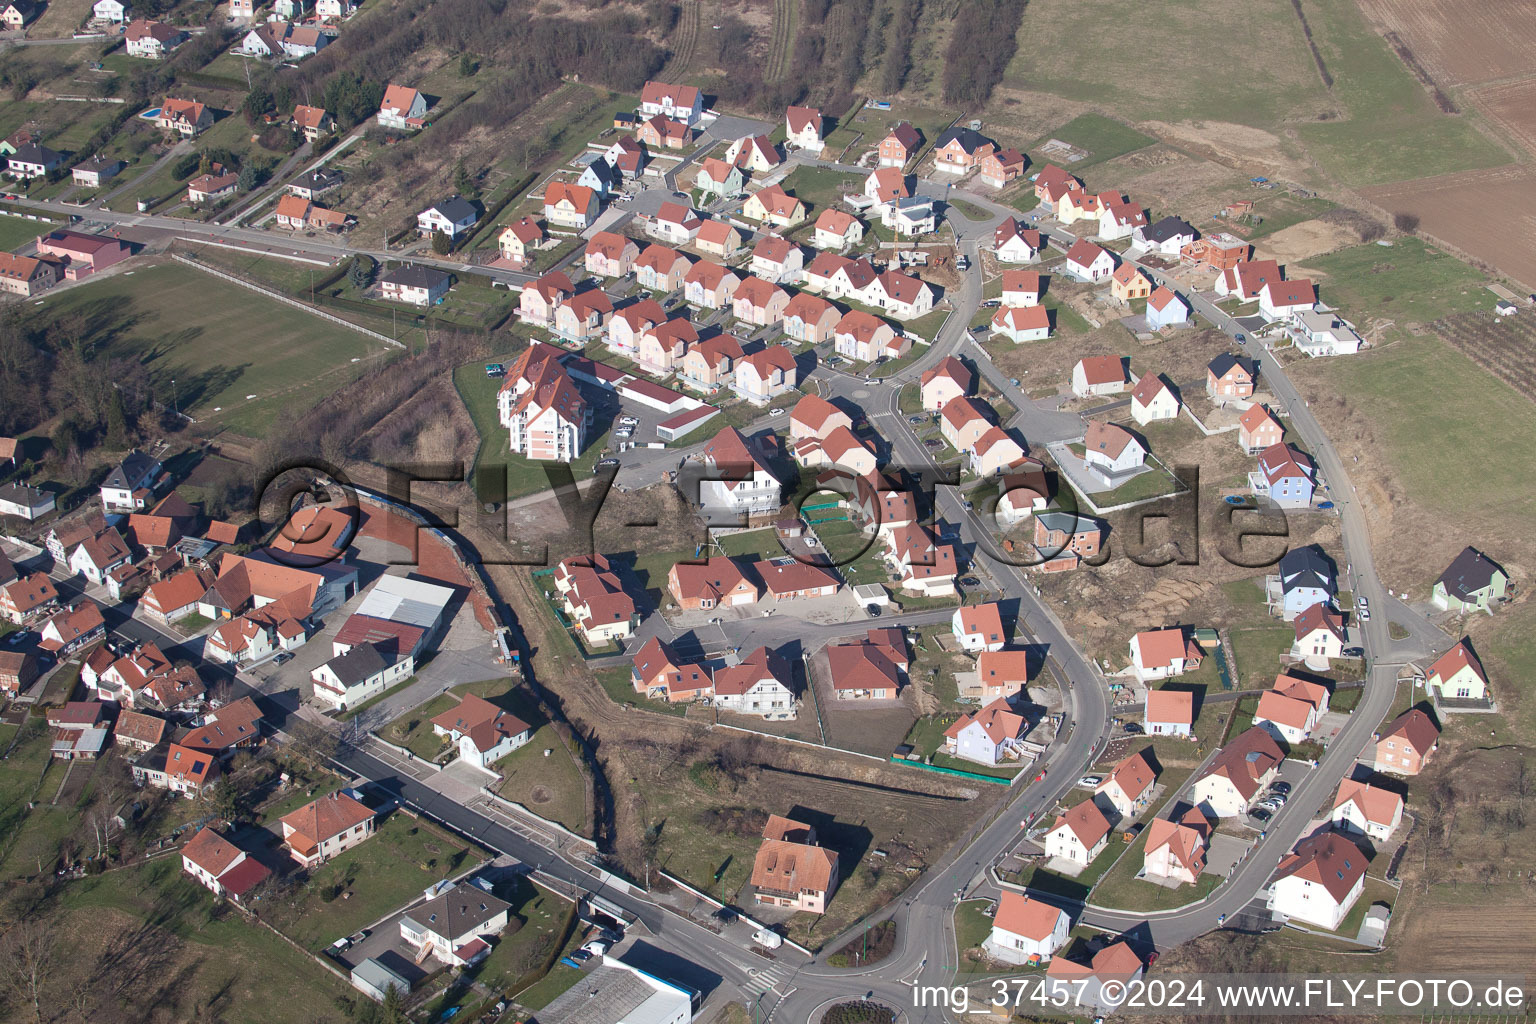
[940,0,1027,106]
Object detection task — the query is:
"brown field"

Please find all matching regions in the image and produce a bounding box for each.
[1357,0,1536,88]
[1136,120,1315,182]
[1360,164,1536,290]
[1466,77,1536,161]
[1252,218,1364,264]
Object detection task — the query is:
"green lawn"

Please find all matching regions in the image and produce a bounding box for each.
[1295,1,1512,186]
[952,899,998,974]
[0,213,60,252]
[715,527,782,559]
[1303,238,1489,342]
[814,518,887,584]
[900,307,951,345]
[778,165,861,213]
[1226,625,1299,689]
[264,813,480,951]
[32,261,390,436]
[472,878,581,997]
[1023,113,1156,172]
[454,359,612,499]
[493,712,590,835]
[593,664,685,716]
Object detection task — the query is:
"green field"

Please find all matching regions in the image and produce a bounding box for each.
[453,360,613,500]
[1303,239,1489,341]
[0,214,60,252]
[1025,113,1157,173]
[1004,0,1329,127]
[1295,1,1512,186]
[36,261,391,436]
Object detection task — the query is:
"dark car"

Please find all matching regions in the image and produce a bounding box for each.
[1251,808,1272,823]
[5,631,32,647]
[1270,781,1291,796]
[961,577,979,587]
[924,439,944,449]
[1122,722,1143,734]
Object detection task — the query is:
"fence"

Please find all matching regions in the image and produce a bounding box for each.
[886,756,1011,785]
[170,254,404,349]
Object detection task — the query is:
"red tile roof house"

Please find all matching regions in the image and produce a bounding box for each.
[155,97,213,137]
[1189,726,1283,818]
[633,244,691,293]
[186,166,239,204]
[631,635,714,703]
[731,275,790,328]
[784,105,825,152]
[1094,749,1158,821]
[133,741,220,796]
[883,523,959,595]
[497,215,544,265]
[943,696,1027,766]
[639,79,703,125]
[1142,806,1210,885]
[1267,831,1367,930]
[683,259,741,310]
[376,83,429,130]
[557,557,638,646]
[959,650,1032,703]
[782,291,840,345]
[1252,671,1331,746]
[833,309,901,363]
[877,122,921,168]
[993,218,1042,263]
[813,208,863,251]
[733,345,798,404]
[552,288,614,343]
[0,650,39,695]
[1373,708,1439,775]
[920,356,973,413]
[986,891,1070,965]
[606,297,667,357]
[712,646,796,719]
[676,332,742,392]
[1214,258,1283,300]
[1292,602,1346,670]
[789,393,852,441]
[938,396,995,452]
[1128,627,1203,682]
[583,231,639,278]
[990,303,1050,343]
[1033,163,1080,204]
[1044,942,1144,1014]
[667,556,761,611]
[1045,797,1113,867]
[1237,402,1284,454]
[978,148,1026,188]
[1064,238,1116,282]
[749,235,805,285]
[1071,355,1127,398]
[651,201,704,245]
[827,638,903,699]
[430,692,532,770]
[637,114,691,150]
[1330,776,1404,842]
[35,229,129,280]
[518,270,573,327]
[181,826,271,903]
[497,344,589,463]
[0,572,58,624]
[542,181,599,230]
[753,559,840,601]
[280,791,376,868]
[996,461,1050,525]
[1144,687,1194,737]
[751,814,839,913]
[952,602,1007,652]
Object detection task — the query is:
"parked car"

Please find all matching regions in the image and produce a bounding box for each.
[924,439,943,449]
[768,407,784,416]
[580,940,609,957]
[962,500,974,511]
[274,652,294,665]
[1122,722,1143,734]
[1251,808,1272,823]
[1270,781,1291,796]
[1077,775,1103,787]
[595,459,620,470]
[618,415,639,426]
[5,631,31,647]
[908,415,924,425]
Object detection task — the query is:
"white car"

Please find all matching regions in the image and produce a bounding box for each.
[767,408,784,416]
[581,940,609,957]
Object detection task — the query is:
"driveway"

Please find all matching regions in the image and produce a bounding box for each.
[1203,833,1254,878]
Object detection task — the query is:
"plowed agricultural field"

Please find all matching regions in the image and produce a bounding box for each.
[1357,0,1536,87]
[1467,77,1536,160]
[1362,164,1536,290]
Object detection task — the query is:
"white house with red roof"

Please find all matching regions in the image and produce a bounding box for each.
[993,219,1042,263]
[920,356,972,412]
[1330,777,1403,841]
[181,826,271,903]
[733,345,798,403]
[1258,278,1317,320]
[943,696,1027,765]
[280,791,375,867]
[640,80,702,125]
[1292,603,1345,670]
[1129,626,1202,682]
[784,105,824,151]
[750,235,805,285]
[1267,832,1366,929]
[1071,356,1126,398]
[1145,688,1194,738]
[1045,798,1113,865]
[1129,373,1179,425]
[813,208,863,250]
[377,83,428,130]
[952,602,1006,652]
[991,304,1050,343]
[431,693,532,771]
[712,646,795,719]
[1064,238,1115,282]
[986,891,1070,965]
[1094,749,1157,820]
[497,344,589,463]
[1081,421,1146,479]
[698,427,783,518]
[1145,286,1189,329]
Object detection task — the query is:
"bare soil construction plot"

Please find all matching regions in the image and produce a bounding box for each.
[1361,164,1536,290]
[1254,218,1368,265]
[1356,0,1536,88]
[1136,121,1315,182]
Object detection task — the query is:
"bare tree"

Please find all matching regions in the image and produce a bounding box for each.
[0,917,60,1024]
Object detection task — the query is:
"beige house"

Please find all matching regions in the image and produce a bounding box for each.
[921,356,972,412]
[751,815,839,914]
[1045,798,1112,864]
